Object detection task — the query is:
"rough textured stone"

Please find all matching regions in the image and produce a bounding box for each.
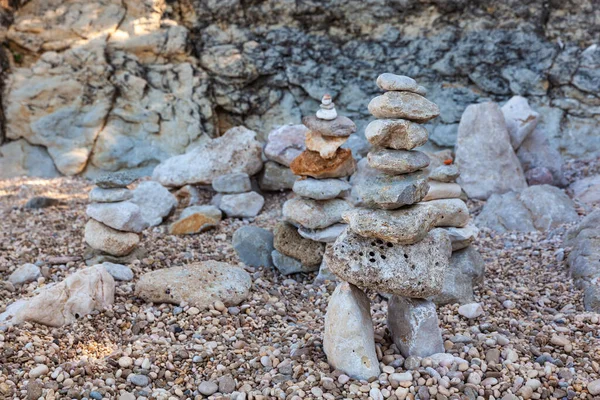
[283,197,352,230]
[314,253,338,284]
[444,224,479,251]
[263,124,308,167]
[212,173,252,194]
[388,297,444,358]
[365,119,428,150]
[458,303,484,318]
[298,224,347,243]
[455,102,527,200]
[134,261,251,309]
[131,181,177,226]
[302,115,356,137]
[323,282,380,380]
[232,226,274,267]
[219,192,265,218]
[517,128,566,187]
[84,219,140,256]
[86,201,148,233]
[429,164,460,183]
[271,250,318,275]
[0,140,60,179]
[368,92,440,122]
[305,131,348,159]
[290,149,356,179]
[95,171,136,189]
[525,167,555,186]
[8,263,41,285]
[292,178,351,200]
[169,205,222,234]
[429,247,485,305]
[273,222,325,266]
[422,182,462,201]
[326,228,452,297]
[258,161,297,191]
[501,96,539,149]
[569,175,600,206]
[367,149,429,175]
[376,73,422,94]
[89,187,132,203]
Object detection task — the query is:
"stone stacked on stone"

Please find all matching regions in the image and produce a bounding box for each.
[274,95,356,277]
[210,172,265,218]
[323,74,459,380]
[260,124,307,191]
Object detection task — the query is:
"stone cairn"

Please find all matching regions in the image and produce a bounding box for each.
[324,74,472,380]
[272,94,356,277]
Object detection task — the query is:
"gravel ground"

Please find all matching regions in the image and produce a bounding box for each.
[0,168,599,400]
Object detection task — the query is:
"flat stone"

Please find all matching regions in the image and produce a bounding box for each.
[24,196,61,209]
[365,119,429,150]
[271,250,318,275]
[326,228,451,297]
[290,149,356,179]
[305,131,348,159]
[292,178,351,200]
[232,226,274,267]
[422,181,462,201]
[353,166,429,209]
[212,173,252,193]
[302,115,356,137]
[323,282,380,380]
[134,261,251,309]
[258,161,297,191]
[283,197,352,230]
[131,181,177,227]
[8,263,41,285]
[84,219,140,256]
[86,201,148,233]
[376,73,422,93]
[100,262,134,281]
[343,199,469,244]
[84,247,146,267]
[169,205,222,234]
[501,96,539,149]
[95,171,136,189]
[388,297,445,358]
[273,222,325,266]
[219,192,264,218]
[368,92,440,122]
[128,374,150,387]
[264,124,308,166]
[429,165,460,183]
[444,224,479,251]
[367,149,430,175]
[298,223,347,243]
[89,187,132,203]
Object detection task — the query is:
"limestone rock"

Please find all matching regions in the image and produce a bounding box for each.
[258,161,297,191]
[8,263,41,285]
[455,102,527,200]
[305,131,347,159]
[517,128,566,187]
[302,115,356,137]
[429,247,485,305]
[273,223,325,266]
[323,282,380,380]
[152,127,263,187]
[283,197,352,230]
[501,96,539,150]
[290,149,356,179]
[0,140,60,179]
[388,297,445,358]
[95,171,136,189]
[84,219,140,256]
[212,173,251,193]
[264,124,308,167]
[326,229,452,297]
[458,303,483,318]
[292,178,351,200]
[131,181,177,227]
[365,119,428,150]
[219,192,264,218]
[376,73,422,94]
[422,182,462,201]
[271,250,318,275]
[444,224,479,251]
[367,149,430,175]
[298,224,347,243]
[232,226,274,267]
[570,175,600,206]
[368,92,440,122]
[314,254,338,285]
[353,166,429,209]
[89,187,132,203]
[86,201,148,233]
[169,205,221,235]
[429,165,460,183]
[134,261,251,309]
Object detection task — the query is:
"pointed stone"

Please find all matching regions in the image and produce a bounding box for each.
[422,182,462,201]
[314,251,338,284]
[302,115,356,137]
[365,119,428,150]
[367,149,430,175]
[324,282,380,380]
[292,178,351,200]
[443,224,479,251]
[290,149,356,179]
[305,131,348,159]
[283,197,352,230]
[368,92,440,122]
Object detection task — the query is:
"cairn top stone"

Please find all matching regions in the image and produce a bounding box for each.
[302,115,356,137]
[376,73,426,95]
[95,171,136,189]
[316,94,337,120]
[368,91,440,122]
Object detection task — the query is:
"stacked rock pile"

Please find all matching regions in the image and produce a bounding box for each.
[272,95,356,276]
[324,74,470,380]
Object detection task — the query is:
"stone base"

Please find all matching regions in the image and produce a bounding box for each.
[84,246,147,266]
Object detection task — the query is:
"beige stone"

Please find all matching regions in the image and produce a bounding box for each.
[368,92,440,122]
[365,119,429,150]
[84,219,140,256]
[305,131,347,159]
[290,149,356,179]
[422,182,462,201]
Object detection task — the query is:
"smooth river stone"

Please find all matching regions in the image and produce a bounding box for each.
[376,73,426,95]
[368,92,440,122]
[211,173,251,193]
[298,223,347,243]
[273,222,325,267]
[89,187,132,203]
[84,219,140,256]
[293,178,351,200]
[367,149,430,175]
[343,198,469,244]
[290,149,356,179]
[422,182,462,201]
[305,131,348,159]
[325,228,451,297]
[429,164,460,183]
[365,119,428,150]
[353,166,429,209]
[283,197,352,230]
[302,115,356,137]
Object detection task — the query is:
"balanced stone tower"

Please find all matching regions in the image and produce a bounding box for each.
[324,74,469,380]
[272,95,356,276]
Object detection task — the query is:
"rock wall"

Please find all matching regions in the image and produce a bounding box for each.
[1,0,599,177]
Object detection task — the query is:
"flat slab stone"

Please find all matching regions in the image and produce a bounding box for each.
[365,119,428,150]
[293,178,351,200]
[326,228,452,297]
[273,222,325,266]
[219,192,264,218]
[272,250,318,275]
[169,205,222,234]
[367,149,430,175]
[258,161,297,191]
[89,187,132,203]
[429,164,460,183]
[264,124,308,167]
[212,173,251,193]
[298,223,347,243]
[305,131,347,159]
[302,115,356,137]
[422,181,462,201]
[353,166,429,209]
[443,223,479,251]
[283,197,352,230]
[368,92,440,122]
[86,201,148,233]
[290,149,356,179]
[95,171,136,189]
[376,73,426,95]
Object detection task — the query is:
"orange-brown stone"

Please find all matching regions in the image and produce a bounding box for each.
[169,206,222,235]
[290,149,356,179]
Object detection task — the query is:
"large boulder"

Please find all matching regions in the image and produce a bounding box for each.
[0,139,60,179]
[455,102,527,200]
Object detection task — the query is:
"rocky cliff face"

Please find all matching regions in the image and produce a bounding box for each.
[1,0,599,177]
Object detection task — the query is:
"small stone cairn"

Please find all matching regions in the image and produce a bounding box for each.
[323,74,471,380]
[272,95,356,277]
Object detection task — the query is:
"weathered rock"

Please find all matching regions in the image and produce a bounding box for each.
[302,115,356,137]
[271,250,318,275]
[458,302,484,318]
[367,149,430,175]
[273,222,325,266]
[376,73,423,94]
[219,192,264,218]
[517,128,566,187]
[84,219,140,256]
[314,251,338,284]
[8,263,41,285]
[24,196,61,209]
[368,92,440,122]
[326,229,451,297]
[264,124,308,167]
[232,226,274,267]
[0,139,60,179]
[292,178,351,200]
[152,127,263,187]
[131,181,177,227]
[212,173,251,193]
[174,185,202,208]
[100,262,134,281]
[388,297,444,358]
[89,187,132,203]
[169,205,222,234]
[501,96,539,149]
[570,175,600,206]
[365,119,428,150]
[290,149,356,179]
[95,171,136,189]
[429,247,485,305]
[323,282,380,380]
[0,266,114,327]
[258,161,297,191]
[455,102,527,200]
[283,197,352,230]
[444,224,479,251]
[298,224,347,243]
[429,164,460,183]
[305,131,348,159]
[525,167,555,186]
[84,247,147,267]
[86,201,148,233]
[567,214,600,288]
[343,199,468,244]
[422,182,462,201]
[134,261,251,309]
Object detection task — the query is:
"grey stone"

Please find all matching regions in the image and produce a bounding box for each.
[84,219,140,256]
[569,175,600,206]
[8,263,41,285]
[302,115,356,137]
[89,187,132,203]
[429,164,460,183]
[326,228,451,297]
[95,171,136,189]
[292,178,351,200]
[376,73,421,93]
[258,161,297,191]
[422,181,462,201]
[232,226,274,267]
[517,128,566,187]
[218,375,236,394]
[525,167,555,186]
[342,134,371,161]
[458,302,483,318]
[455,102,527,200]
[388,297,444,358]
[314,252,338,284]
[263,124,307,167]
[271,250,318,275]
[323,282,380,380]
[131,181,177,226]
[24,196,61,209]
[198,381,219,396]
[128,374,150,387]
[476,191,535,233]
[368,92,440,122]
[367,149,430,175]
[86,201,148,233]
[443,224,479,251]
[0,139,60,179]
[429,247,485,306]
[283,197,352,229]
[212,173,252,193]
[501,96,539,149]
[365,119,428,150]
[298,223,347,243]
[219,192,264,218]
[100,262,134,281]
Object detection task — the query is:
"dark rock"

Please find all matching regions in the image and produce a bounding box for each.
[24,196,61,209]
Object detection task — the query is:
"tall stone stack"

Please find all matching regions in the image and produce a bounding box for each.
[324,74,469,380]
[272,95,356,276]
